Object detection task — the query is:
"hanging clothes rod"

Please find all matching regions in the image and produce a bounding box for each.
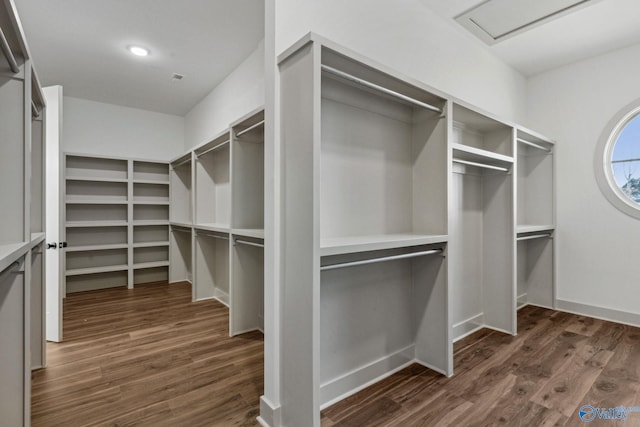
[196,140,230,158]
[196,231,229,240]
[234,238,264,248]
[517,233,552,241]
[0,26,19,74]
[172,157,191,168]
[0,261,20,282]
[321,65,442,114]
[236,120,265,138]
[517,138,551,153]
[31,100,39,118]
[453,159,509,172]
[321,249,442,272]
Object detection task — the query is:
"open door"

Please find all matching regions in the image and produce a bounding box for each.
[44,86,63,342]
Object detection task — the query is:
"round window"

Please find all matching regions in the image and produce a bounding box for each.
[595,101,640,218]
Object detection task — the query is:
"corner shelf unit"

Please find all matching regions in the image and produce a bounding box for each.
[278,34,556,424]
[63,154,170,293]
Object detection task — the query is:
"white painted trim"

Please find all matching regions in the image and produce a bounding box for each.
[452,313,484,342]
[556,299,640,329]
[258,396,281,427]
[319,345,415,409]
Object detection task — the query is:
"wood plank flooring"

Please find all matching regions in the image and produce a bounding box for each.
[31,282,263,426]
[32,283,640,426]
[321,307,640,426]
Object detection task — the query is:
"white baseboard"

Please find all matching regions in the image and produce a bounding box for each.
[214,289,229,307]
[319,345,415,409]
[452,313,484,342]
[258,396,281,427]
[556,299,640,329]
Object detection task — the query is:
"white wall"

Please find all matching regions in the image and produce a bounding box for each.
[527,42,640,318]
[63,97,184,161]
[184,41,265,150]
[275,0,527,123]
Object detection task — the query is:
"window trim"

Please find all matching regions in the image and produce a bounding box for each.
[595,99,640,219]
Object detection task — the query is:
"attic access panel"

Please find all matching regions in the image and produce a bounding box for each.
[455,0,598,45]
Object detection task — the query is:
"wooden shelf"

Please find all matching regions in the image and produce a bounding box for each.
[320,234,448,257]
[65,176,128,184]
[66,197,128,205]
[66,264,129,276]
[66,220,128,228]
[133,179,169,185]
[452,143,514,166]
[65,243,129,253]
[133,261,170,270]
[516,225,555,236]
[133,199,170,205]
[133,220,169,226]
[133,241,170,248]
[232,228,264,239]
[0,241,30,273]
[195,223,230,233]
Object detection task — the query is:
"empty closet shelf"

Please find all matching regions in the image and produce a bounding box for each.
[133,179,169,185]
[320,234,448,257]
[516,225,555,235]
[0,241,30,272]
[65,176,128,184]
[231,228,264,239]
[66,221,128,228]
[195,223,230,233]
[65,243,129,252]
[452,143,514,166]
[66,264,129,276]
[133,261,169,270]
[170,221,193,229]
[133,199,170,205]
[65,197,128,205]
[133,241,170,248]
[133,220,169,226]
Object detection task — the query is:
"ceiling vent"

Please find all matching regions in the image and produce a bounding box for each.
[171,73,184,82]
[455,0,599,45]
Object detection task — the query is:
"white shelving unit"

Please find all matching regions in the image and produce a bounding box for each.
[516,128,555,309]
[0,2,47,423]
[169,224,192,284]
[63,154,170,292]
[169,153,192,225]
[277,34,556,425]
[450,104,516,339]
[279,38,451,419]
[194,229,229,303]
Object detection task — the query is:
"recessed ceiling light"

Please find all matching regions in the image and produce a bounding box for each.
[128,45,149,57]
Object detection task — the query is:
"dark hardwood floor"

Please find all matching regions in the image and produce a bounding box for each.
[32,283,640,426]
[31,282,263,426]
[321,307,640,427]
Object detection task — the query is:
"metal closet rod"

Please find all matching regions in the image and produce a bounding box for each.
[0,261,20,282]
[234,238,264,248]
[321,65,442,114]
[0,26,19,74]
[236,120,265,138]
[517,138,551,153]
[321,249,443,272]
[196,231,229,241]
[517,233,552,241]
[453,159,509,172]
[31,100,39,118]
[196,139,230,158]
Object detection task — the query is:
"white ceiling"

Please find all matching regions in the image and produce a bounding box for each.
[16,0,265,116]
[421,0,640,76]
